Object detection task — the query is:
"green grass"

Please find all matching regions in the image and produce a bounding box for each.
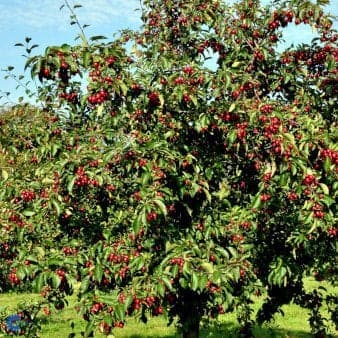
[0,278,337,337]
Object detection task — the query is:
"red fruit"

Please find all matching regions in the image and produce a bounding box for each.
[43,307,51,316]
[146,211,158,222]
[287,192,298,201]
[147,91,160,107]
[232,90,240,99]
[260,193,271,202]
[303,174,316,186]
[20,189,36,202]
[99,321,111,334]
[182,65,194,75]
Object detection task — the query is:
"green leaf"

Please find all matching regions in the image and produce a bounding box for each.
[227,247,238,258]
[97,104,104,117]
[141,171,151,185]
[153,199,167,216]
[319,183,329,195]
[191,272,199,291]
[22,210,35,217]
[124,295,134,310]
[132,214,142,234]
[161,277,173,291]
[82,51,91,68]
[228,129,237,145]
[33,272,47,292]
[252,194,261,210]
[51,273,61,289]
[52,199,62,216]
[157,282,165,297]
[25,255,39,263]
[201,262,214,274]
[199,274,208,290]
[16,266,27,280]
[67,176,76,194]
[229,103,236,112]
[171,264,179,278]
[80,277,90,294]
[94,264,103,282]
[1,169,9,181]
[115,304,125,320]
[90,35,107,41]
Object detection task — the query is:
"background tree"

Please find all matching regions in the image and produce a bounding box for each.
[0,0,337,337]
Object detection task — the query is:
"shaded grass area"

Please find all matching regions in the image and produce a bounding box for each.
[0,278,337,337]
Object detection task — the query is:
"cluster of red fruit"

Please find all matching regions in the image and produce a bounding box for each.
[52,172,60,193]
[74,166,99,187]
[8,213,25,228]
[59,91,78,104]
[268,10,293,30]
[107,253,130,264]
[146,211,158,223]
[62,246,78,256]
[302,174,317,186]
[312,203,325,219]
[55,268,67,281]
[7,268,20,285]
[20,189,36,202]
[320,148,338,165]
[232,234,245,243]
[87,89,109,105]
[170,257,184,266]
[206,280,221,294]
[262,117,281,139]
[51,128,62,136]
[147,91,161,107]
[0,242,11,258]
[288,45,335,66]
[327,227,337,237]
[236,122,248,141]
[260,193,271,202]
[89,302,103,314]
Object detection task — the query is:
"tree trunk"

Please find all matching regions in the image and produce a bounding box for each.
[182,315,200,338]
[183,323,200,338]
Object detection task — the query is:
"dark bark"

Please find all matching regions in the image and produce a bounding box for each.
[181,312,200,338]
[182,320,199,338]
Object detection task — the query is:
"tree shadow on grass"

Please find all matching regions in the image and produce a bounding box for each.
[124,322,338,338]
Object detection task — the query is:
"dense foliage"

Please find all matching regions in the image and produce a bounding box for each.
[0,0,337,337]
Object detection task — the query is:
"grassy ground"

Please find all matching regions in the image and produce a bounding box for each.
[0,278,337,337]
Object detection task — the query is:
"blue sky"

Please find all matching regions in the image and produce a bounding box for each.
[0,0,337,105]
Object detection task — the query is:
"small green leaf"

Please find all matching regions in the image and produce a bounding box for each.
[97,104,104,117]
[51,273,61,289]
[157,282,165,297]
[191,272,199,291]
[52,199,62,216]
[154,199,167,216]
[229,103,236,112]
[199,274,208,290]
[201,262,214,274]
[319,183,329,195]
[67,176,76,194]
[252,194,261,209]
[1,169,9,181]
[22,210,35,217]
[162,277,173,291]
[94,264,103,282]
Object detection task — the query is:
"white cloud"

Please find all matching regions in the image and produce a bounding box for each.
[0,0,141,31]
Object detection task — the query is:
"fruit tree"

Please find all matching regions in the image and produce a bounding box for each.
[0,0,337,337]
